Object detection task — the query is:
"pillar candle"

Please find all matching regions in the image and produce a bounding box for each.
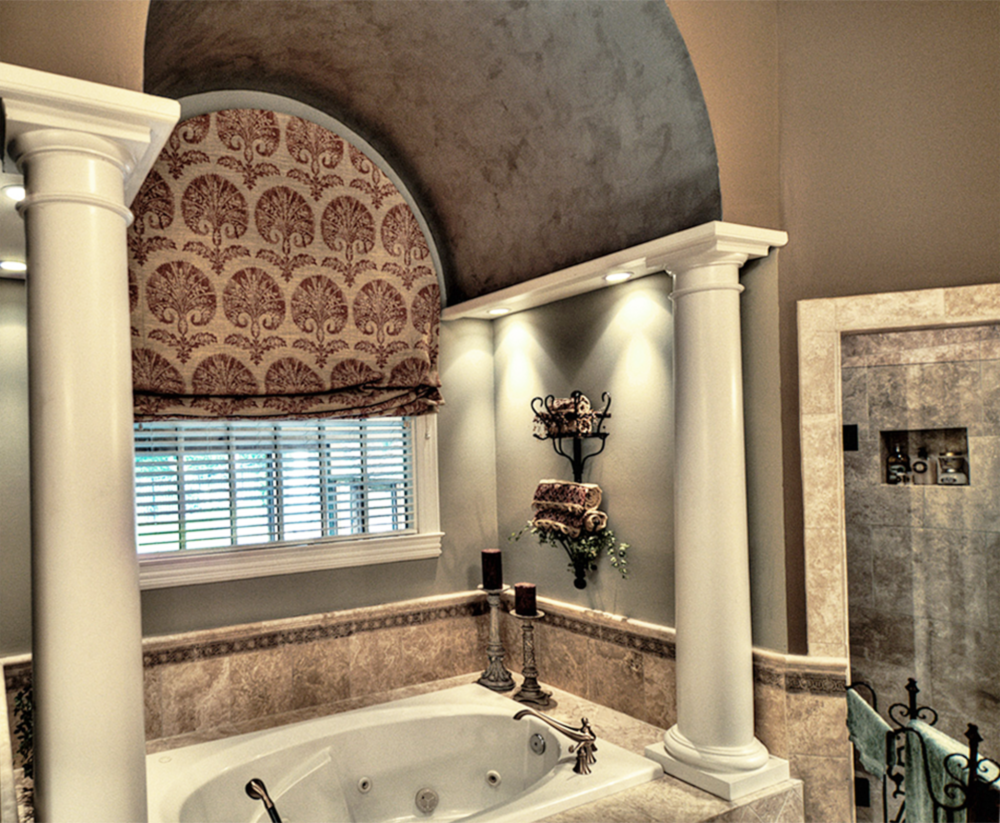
[515,582,537,616]
[481,548,502,590]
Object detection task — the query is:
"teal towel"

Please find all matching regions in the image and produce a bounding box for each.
[847,688,893,776]
[905,720,1000,823]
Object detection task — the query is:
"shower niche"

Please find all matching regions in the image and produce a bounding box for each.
[880,427,969,486]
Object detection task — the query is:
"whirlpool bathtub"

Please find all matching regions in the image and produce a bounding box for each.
[146,683,663,823]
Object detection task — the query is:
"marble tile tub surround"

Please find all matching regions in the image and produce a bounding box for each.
[502,597,848,823]
[841,321,1000,747]
[140,592,487,741]
[148,673,804,823]
[5,592,844,820]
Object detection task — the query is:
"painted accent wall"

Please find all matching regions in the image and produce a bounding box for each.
[0,281,31,654]
[494,273,675,626]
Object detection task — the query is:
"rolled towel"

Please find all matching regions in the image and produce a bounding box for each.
[582,510,608,533]
[532,480,602,513]
[847,688,892,777]
[550,395,591,415]
[534,395,593,438]
[532,507,583,538]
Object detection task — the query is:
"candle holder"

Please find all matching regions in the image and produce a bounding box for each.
[476,585,515,692]
[513,611,552,707]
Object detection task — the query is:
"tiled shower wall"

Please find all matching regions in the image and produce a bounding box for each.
[841,324,1000,746]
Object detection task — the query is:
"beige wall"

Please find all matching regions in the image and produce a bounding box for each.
[667,0,781,231]
[0,0,148,91]
[671,0,1000,653]
[778,0,999,654]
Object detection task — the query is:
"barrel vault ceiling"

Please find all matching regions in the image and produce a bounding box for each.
[143,0,720,306]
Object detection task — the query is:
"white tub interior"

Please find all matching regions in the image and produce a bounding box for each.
[147,683,663,823]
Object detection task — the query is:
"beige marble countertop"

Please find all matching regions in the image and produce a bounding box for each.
[147,673,803,823]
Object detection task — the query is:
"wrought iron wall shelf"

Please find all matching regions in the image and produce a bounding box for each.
[530,390,611,483]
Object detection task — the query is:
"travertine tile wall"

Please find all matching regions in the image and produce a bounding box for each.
[5,592,848,820]
[503,598,849,823]
[140,593,487,741]
[798,284,1000,823]
[841,324,1000,747]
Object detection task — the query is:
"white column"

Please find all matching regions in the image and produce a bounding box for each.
[643,222,789,801]
[1,63,178,822]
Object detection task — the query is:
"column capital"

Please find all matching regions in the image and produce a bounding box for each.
[646,221,788,277]
[0,62,179,204]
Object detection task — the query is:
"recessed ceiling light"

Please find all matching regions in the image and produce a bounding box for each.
[605,271,632,284]
[0,261,27,279]
[3,185,26,202]
[487,307,511,316]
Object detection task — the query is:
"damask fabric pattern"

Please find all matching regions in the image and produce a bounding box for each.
[128,109,443,420]
[532,395,597,438]
[531,479,602,513]
[531,480,607,538]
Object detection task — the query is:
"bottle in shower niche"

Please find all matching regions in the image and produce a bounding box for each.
[911,446,932,485]
[887,442,910,484]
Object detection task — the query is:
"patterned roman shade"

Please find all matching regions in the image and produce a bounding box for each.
[128,108,443,420]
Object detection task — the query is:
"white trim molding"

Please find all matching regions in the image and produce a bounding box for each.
[1,61,179,822]
[442,221,787,321]
[138,414,443,589]
[139,531,445,589]
[1,61,180,204]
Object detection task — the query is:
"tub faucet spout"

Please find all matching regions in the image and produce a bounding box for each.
[246,778,283,823]
[514,708,598,774]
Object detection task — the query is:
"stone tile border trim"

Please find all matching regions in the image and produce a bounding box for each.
[141,597,485,668]
[528,597,848,697]
[3,593,847,697]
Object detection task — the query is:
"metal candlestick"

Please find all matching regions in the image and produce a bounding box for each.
[477,586,515,691]
[513,611,551,706]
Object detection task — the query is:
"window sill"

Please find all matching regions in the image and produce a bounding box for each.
[138,531,444,590]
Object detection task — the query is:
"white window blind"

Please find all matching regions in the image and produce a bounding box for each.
[134,418,415,554]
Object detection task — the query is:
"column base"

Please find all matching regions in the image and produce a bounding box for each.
[645,736,790,801]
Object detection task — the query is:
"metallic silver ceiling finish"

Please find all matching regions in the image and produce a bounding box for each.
[144,0,720,305]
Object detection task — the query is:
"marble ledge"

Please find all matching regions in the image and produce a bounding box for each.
[7,595,852,698]
[521,595,679,646]
[147,672,803,823]
[833,289,947,332]
[800,283,1000,338]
